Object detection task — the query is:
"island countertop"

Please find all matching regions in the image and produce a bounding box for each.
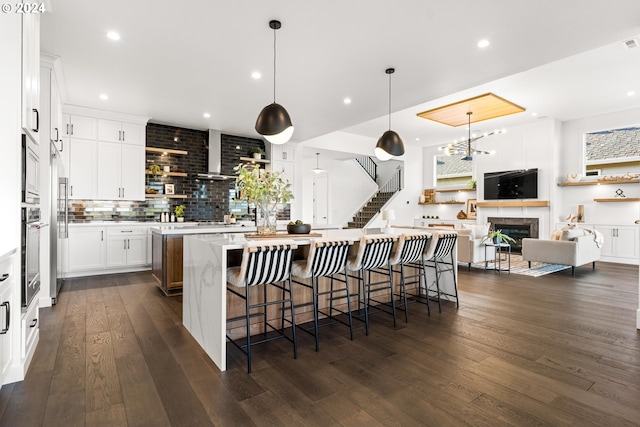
[150,222,343,236]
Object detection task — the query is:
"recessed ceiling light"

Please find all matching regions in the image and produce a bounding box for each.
[99,94,108,101]
[531,112,537,117]
[477,39,490,48]
[203,112,211,118]
[251,71,261,79]
[627,91,636,97]
[343,97,352,105]
[107,31,120,41]
[415,137,420,141]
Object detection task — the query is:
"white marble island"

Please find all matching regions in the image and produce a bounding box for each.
[182,228,458,372]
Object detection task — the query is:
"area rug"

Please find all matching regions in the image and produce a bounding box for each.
[465,254,571,277]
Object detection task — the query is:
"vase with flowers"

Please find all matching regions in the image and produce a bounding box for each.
[234,163,293,234]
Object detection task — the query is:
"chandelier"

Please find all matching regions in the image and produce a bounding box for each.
[439,112,504,161]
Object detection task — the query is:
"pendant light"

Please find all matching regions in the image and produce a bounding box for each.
[310,152,326,174]
[255,20,294,145]
[375,68,405,161]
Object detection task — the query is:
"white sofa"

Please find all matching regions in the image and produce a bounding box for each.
[414,225,495,270]
[522,232,602,275]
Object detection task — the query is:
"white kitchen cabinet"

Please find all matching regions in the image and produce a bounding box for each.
[98,119,144,146]
[21,8,40,144]
[67,226,107,272]
[106,227,147,268]
[270,144,296,161]
[0,255,15,388]
[63,114,97,140]
[69,138,97,199]
[39,58,63,151]
[21,298,38,360]
[594,225,639,264]
[97,141,144,200]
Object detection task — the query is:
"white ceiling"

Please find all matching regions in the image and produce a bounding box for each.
[41,0,640,154]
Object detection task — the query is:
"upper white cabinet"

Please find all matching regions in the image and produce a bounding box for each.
[270,144,296,162]
[21,8,40,144]
[63,106,149,201]
[98,119,144,146]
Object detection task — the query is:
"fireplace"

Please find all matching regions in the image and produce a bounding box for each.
[487,217,539,253]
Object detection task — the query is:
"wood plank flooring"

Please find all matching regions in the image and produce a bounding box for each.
[0,262,638,426]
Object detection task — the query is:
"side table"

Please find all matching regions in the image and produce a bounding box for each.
[484,242,511,274]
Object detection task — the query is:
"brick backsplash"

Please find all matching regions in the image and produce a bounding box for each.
[69,123,291,223]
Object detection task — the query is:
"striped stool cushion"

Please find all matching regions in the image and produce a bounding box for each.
[347,234,397,271]
[227,240,298,288]
[291,239,352,279]
[389,233,431,265]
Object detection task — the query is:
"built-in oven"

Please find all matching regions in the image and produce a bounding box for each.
[22,133,40,205]
[21,206,43,310]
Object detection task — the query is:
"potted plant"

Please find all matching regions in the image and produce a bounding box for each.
[249,147,265,160]
[174,204,185,222]
[234,163,293,234]
[481,229,516,245]
[466,179,477,189]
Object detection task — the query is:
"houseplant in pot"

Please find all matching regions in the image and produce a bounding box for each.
[174,204,185,222]
[481,229,516,245]
[234,163,292,234]
[249,147,265,160]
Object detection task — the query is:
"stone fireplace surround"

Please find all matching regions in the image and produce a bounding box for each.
[487,217,539,253]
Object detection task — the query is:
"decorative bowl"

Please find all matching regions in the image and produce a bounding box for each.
[287,223,311,234]
[566,174,582,183]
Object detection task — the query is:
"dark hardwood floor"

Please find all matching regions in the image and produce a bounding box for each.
[0,262,639,426]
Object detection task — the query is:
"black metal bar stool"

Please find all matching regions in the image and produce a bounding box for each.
[291,238,354,351]
[346,234,397,336]
[423,232,459,311]
[384,233,432,322]
[226,240,298,373]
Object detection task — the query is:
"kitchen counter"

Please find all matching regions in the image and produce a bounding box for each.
[182,227,457,371]
[150,222,342,236]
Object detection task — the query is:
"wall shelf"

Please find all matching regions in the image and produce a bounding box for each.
[557,178,639,187]
[476,200,550,208]
[418,201,465,205]
[435,188,476,193]
[145,171,188,177]
[238,156,270,164]
[146,147,188,156]
[593,198,640,202]
[145,194,188,199]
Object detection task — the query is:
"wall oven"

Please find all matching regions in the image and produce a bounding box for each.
[21,206,42,309]
[22,133,40,205]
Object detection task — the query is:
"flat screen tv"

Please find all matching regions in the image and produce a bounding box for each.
[484,169,538,200]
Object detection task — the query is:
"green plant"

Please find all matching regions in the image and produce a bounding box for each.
[148,164,161,174]
[174,204,185,217]
[249,147,265,156]
[288,219,304,225]
[481,229,516,244]
[466,179,477,189]
[234,163,292,206]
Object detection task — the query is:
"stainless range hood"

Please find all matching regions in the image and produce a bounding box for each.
[194,130,236,180]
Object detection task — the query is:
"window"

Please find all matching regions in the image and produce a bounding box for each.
[585,126,640,176]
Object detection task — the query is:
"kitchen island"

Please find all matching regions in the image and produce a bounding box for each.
[182,227,458,371]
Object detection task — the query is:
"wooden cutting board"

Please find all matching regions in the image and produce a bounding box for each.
[245,233,323,239]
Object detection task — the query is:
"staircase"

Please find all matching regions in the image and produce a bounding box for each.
[347,160,403,228]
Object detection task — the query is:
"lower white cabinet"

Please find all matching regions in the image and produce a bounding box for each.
[0,255,14,388]
[594,225,639,264]
[67,226,107,272]
[65,224,151,277]
[106,227,147,268]
[21,298,39,360]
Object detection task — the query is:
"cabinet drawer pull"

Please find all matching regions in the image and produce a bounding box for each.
[66,123,69,135]
[71,124,74,135]
[54,127,59,142]
[30,318,38,328]
[101,230,104,241]
[0,301,9,334]
[33,108,39,132]
[0,273,8,282]
[121,230,133,233]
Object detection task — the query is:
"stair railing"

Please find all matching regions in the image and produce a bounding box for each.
[354,156,377,182]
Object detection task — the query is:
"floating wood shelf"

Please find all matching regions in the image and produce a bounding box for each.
[593,198,640,202]
[145,171,188,177]
[238,156,270,164]
[435,188,476,193]
[418,201,465,205]
[145,147,188,156]
[557,179,639,187]
[145,194,188,199]
[476,200,550,208]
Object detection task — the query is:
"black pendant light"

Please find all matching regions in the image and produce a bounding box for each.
[255,20,294,145]
[375,68,405,160]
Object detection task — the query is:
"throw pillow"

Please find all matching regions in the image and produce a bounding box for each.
[561,228,588,241]
[462,223,491,240]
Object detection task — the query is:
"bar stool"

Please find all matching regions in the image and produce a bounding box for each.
[385,233,432,322]
[226,240,298,373]
[423,233,459,312]
[291,238,354,351]
[346,234,397,336]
